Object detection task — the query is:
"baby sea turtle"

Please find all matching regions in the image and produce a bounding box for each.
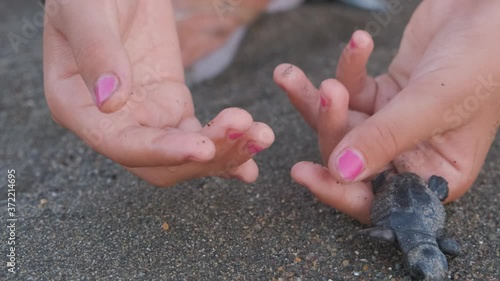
[359,171,461,281]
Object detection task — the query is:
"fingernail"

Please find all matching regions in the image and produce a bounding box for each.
[186,155,203,162]
[337,149,365,181]
[228,132,244,140]
[247,144,263,155]
[320,94,329,108]
[349,37,356,49]
[94,74,119,107]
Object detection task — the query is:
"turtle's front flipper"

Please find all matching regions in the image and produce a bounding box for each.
[437,237,461,257]
[357,226,396,244]
[428,175,449,202]
[371,169,392,195]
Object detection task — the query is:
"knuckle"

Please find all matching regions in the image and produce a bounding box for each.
[369,121,399,158]
[74,38,107,70]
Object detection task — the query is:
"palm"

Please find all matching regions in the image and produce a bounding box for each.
[44,0,274,186]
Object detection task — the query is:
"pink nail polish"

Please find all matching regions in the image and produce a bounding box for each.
[320,95,329,108]
[247,144,263,155]
[337,149,365,181]
[94,74,119,107]
[349,38,356,49]
[229,132,244,140]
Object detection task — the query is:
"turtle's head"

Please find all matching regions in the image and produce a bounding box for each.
[406,244,448,281]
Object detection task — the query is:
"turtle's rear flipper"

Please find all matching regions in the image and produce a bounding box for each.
[428,175,449,202]
[357,226,396,244]
[437,237,461,257]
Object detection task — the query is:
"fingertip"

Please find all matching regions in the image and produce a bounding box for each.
[255,122,275,147]
[328,147,367,183]
[350,30,374,51]
[241,169,259,183]
[319,79,350,106]
[291,162,345,208]
[291,161,326,186]
[232,159,259,183]
[273,63,308,90]
[273,63,296,81]
[290,161,309,181]
[218,107,253,122]
[93,47,133,113]
[206,107,254,133]
[320,78,348,92]
[237,122,275,157]
[189,136,217,161]
[73,34,133,113]
[292,161,372,224]
[97,88,132,113]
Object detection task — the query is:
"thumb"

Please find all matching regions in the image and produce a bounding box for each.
[52,1,132,113]
[328,76,469,183]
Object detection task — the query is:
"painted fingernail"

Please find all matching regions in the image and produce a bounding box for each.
[186,155,204,162]
[349,37,356,49]
[320,94,329,108]
[228,132,244,140]
[94,74,119,107]
[337,149,365,181]
[247,144,263,155]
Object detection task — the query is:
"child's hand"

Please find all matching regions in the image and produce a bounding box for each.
[43,0,274,186]
[275,0,500,224]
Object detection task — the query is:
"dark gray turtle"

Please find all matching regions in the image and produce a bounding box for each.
[358,171,461,281]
